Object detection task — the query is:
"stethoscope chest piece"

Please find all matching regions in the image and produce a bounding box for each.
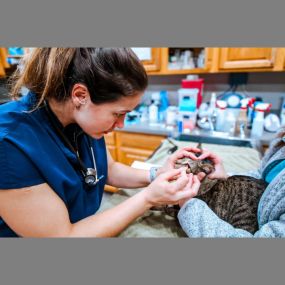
[84,168,104,186]
[84,168,97,185]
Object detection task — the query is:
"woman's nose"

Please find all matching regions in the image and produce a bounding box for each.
[115,115,125,129]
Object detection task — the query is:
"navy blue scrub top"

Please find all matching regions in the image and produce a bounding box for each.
[0,92,108,237]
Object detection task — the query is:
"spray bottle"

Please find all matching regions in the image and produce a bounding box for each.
[251,103,271,138]
[235,98,250,137]
[215,100,227,132]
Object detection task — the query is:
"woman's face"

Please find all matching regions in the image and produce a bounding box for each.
[73,91,143,139]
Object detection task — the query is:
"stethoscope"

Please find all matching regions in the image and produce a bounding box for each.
[44,101,104,186]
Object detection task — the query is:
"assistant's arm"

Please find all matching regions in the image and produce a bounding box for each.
[178,198,285,238]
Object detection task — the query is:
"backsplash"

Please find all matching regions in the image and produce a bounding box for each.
[143,72,285,111]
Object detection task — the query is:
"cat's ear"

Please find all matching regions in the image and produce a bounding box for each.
[196,142,203,151]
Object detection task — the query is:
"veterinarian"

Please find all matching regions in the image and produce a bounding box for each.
[0,48,201,237]
[178,130,285,237]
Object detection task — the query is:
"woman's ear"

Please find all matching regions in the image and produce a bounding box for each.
[71,83,90,107]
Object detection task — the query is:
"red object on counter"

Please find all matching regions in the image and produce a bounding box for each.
[182,78,204,107]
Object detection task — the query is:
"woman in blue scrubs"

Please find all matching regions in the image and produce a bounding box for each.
[0,48,200,237]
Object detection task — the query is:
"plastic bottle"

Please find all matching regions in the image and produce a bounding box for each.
[215,100,227,132]
[251,109,265,138]
[250,102,271,137]
[148,100,159,124]
[166,106,178,127]
[209,92,217,111]
[208,92,217,128]
[197,49,205,68]
[159,90,169,122]
[224,109,236,135]
[235,100,249,137]
[247,98,255,129]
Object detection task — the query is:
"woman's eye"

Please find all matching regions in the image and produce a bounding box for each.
[114,113,124,118]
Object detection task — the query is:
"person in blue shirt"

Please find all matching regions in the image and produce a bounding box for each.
[0,48,200,237]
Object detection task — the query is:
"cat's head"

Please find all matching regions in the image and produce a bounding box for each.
[174,157,215,176]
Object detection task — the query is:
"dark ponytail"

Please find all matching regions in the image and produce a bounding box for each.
[9,48,148,110]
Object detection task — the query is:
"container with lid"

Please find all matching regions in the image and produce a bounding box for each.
[181,75,204,107]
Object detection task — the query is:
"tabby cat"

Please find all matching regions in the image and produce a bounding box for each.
[152,151,267,234]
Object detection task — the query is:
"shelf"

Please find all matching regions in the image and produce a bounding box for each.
[162,68,207,75]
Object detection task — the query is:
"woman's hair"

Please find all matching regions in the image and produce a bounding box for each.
[9,48,148,109]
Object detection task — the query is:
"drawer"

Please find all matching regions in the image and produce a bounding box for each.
[116,131,166,150]
[117,147,153,165]
[107,145,117,161]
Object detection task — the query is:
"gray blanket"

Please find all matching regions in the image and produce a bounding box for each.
[99,139,261,237]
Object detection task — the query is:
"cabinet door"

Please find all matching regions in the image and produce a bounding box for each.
[217,48,276,71]
[107,145,117,161]
[158,47,212,75]
[132,48,161,72]
[104,132,117,161]
[0,60,4,77]
[118,147,153,166]
[273,48,285,71]
[116,132,166,165]
[0,48,8,76]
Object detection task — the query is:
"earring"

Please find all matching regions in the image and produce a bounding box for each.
[79,99,87,105]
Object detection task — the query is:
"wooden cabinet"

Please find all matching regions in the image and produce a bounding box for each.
[140,48,161,72]
[3,47,285,77]
[104,132,117,161]
[0,59,5,77]
[105,131,166,166]
[143,47,285,75]
[273,48,285,71]
[210,47,279,72]
[116,132,166,166]
[104,131,166,192]
[0,48,9,77]
[132,48,161,72]
[148,47,212,75]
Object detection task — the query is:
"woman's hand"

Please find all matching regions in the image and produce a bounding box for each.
[196,148,228,179]
[178,173,201,207]
[157,146,202,176]
[143,168,200,207]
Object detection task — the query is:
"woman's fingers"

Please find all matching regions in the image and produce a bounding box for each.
[170,169,189,192]
[182,146,202,153]
[176,175,200,200]
[174,151,199,161]
[196,150,212,160]
[196,172,206,181]
[172,149,201,161]
[160,168,184,181]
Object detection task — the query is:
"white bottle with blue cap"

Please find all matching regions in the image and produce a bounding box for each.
[148,100,158,124]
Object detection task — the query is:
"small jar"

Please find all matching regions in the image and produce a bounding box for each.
[166,106,178,126]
